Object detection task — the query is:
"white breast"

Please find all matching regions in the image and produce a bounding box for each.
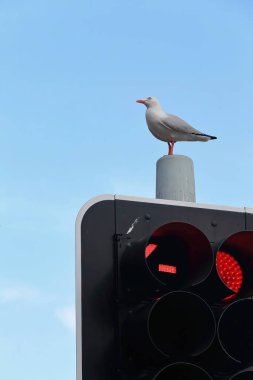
[146,109,173,142]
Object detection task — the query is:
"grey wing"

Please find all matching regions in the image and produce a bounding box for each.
[160,113,203,135]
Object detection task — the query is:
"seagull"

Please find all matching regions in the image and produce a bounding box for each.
[136,96,217,155]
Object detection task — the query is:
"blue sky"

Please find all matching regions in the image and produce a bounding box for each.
[0,0,253,379]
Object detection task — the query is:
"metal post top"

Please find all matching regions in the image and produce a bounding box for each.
[156,154,196,202]
[157,154,194,162]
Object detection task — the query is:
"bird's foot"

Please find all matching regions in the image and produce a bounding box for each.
[168,140,175,155]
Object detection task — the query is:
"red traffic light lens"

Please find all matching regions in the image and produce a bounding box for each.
[216,251,243,293]
[214,231,253,298]
[158,264,177,274]
[145,244,158,258]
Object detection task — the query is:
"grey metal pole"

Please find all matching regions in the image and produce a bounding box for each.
[156,155,196,202]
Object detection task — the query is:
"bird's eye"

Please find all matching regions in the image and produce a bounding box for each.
[147,97,152,100]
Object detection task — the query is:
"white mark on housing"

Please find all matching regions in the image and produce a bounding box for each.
[126,217,140,234]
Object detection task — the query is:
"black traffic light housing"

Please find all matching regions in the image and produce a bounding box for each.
[76,195,253,380]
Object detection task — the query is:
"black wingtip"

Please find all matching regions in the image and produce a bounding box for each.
[192,132,217,140]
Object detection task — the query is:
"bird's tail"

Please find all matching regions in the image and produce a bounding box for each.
[193,133,217,140]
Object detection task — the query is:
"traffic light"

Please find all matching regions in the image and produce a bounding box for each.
[76,194,253,380]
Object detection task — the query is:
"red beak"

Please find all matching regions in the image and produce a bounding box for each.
[136,99,145,104]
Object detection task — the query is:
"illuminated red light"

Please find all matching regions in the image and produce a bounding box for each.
[145,244,157,258]
[216,251,243,293]
[223,294,236,302]
[158,264,177,274]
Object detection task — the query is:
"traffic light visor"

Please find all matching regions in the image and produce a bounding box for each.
[229,369,253,380]
[218,298,253,363]
[154,362,212,380]
[145,222,213,289]
[149,291,216,357]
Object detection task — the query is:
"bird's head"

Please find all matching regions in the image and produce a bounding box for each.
[136,96,161,109]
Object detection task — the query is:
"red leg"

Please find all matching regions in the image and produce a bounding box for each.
[168,139,175,155]
[171,139,175,155]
